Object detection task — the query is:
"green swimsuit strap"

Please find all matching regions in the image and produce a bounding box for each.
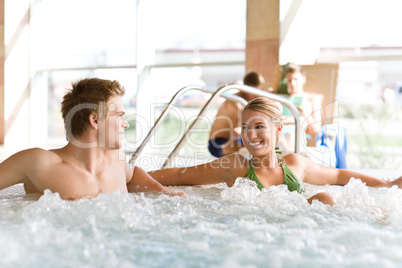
[244,159,265,190]
[245,158,305,192]
[277,158,305,193]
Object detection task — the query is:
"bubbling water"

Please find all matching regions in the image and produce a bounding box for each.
[1,177,402,268]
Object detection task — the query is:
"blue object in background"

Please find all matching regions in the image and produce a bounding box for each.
[315,124,347,169]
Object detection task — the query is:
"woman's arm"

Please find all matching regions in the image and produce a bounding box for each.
[127,165,166,192]
[126,165,187,197]
[306,164,391,187]
[287,153,393,187]
[148,154,249,187]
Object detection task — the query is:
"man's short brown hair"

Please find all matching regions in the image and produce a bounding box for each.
[61,78,125,140]
[285,63,305,75]
[243,71,264,87]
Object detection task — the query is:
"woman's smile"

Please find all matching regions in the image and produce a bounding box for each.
[248,141,263,147]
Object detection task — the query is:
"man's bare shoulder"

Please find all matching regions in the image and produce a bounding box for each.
[11,147,61,161]
[19,147,64,166]
[0,147,64,180]
[216,100,243,115]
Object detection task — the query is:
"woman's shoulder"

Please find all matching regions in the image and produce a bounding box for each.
[281,153,308,164]
[220,153,250,173]
[281,153,317,171]
[217,153,250,186]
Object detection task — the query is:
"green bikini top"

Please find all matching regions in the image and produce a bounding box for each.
[244,158,305,193]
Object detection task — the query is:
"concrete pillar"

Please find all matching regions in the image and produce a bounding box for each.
[246,0,280,86]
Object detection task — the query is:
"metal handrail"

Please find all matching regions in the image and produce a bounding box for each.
[161,84,301,168]
[128,85,248,164]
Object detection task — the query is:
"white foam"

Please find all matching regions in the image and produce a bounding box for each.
[1,173,402,267]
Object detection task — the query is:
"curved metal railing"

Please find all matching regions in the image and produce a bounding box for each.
[160,84,300,168]
[129,84,301,168]
[128,85,248,164]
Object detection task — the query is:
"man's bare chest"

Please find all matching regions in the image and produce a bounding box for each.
[30,163,128,200]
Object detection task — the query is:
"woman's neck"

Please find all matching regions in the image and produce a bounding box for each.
[252,152,279,169]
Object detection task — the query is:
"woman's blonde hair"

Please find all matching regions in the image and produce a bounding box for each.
[243,97,282,126]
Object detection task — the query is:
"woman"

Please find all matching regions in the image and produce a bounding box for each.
[149,97,402,206]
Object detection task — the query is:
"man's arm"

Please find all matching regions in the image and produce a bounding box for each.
[0,149,37,191]
[299,97,321,145]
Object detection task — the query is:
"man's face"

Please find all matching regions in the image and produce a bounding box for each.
[101,95,129,149]
[286,72,305,95]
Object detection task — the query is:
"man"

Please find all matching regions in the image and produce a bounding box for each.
[208,71,266,157]
[0,78,184,200]
[281,63,322,146]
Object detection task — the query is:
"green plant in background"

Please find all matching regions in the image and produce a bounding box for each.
[340,103,402,169]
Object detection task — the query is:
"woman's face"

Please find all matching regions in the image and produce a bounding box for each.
[241,109,282,157]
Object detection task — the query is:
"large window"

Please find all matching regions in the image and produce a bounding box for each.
[7,0,401,169]
[28,0,247,159]
[280,0,402,169]
[31,0,137,70]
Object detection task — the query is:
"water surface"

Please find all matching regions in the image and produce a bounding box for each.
[1,177,402,268]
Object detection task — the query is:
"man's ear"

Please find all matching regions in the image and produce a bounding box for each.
[89,112,99,130]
